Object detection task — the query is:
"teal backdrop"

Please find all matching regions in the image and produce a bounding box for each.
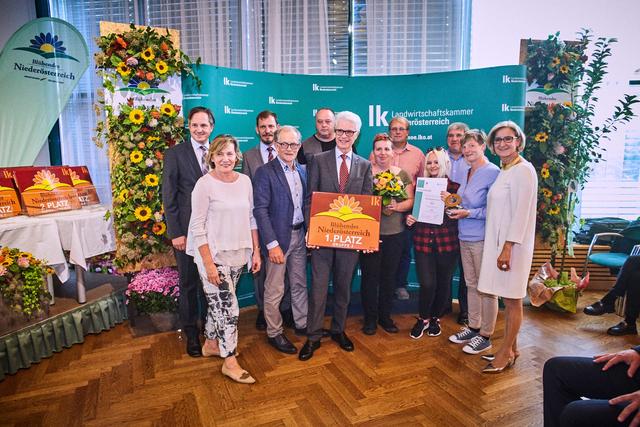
[0,18,89,166]
[182,65,526,307]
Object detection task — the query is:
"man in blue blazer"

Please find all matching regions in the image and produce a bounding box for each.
[253,125,309,354]
[162,106,214,357]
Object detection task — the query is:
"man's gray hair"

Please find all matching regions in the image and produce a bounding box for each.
[335,111,362,132]
[274,125,302,143]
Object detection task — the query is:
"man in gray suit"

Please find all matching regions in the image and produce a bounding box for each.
[299,111,374,361]
[162,106,214,357]
[253,125,308,354]
[241,110,294,330]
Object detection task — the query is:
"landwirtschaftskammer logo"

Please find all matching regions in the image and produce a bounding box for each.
[13,32,79,62]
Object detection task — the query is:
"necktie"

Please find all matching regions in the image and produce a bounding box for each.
[267,146,274,162]
[339,154,349,193]
[199,145,208,175]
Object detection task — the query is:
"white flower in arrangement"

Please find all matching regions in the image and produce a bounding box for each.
[154,211,163,222]
[148,118,158,128]
[145,158,154,167]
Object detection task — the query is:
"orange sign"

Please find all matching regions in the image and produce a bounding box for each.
[12,166,81,216]
[66,166,100,206]
[0,169,21,218]
[307,192,381,251]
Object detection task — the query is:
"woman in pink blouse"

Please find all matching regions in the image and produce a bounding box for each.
[187,134,261,384]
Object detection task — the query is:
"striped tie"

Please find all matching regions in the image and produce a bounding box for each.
[199,145,208,175]
[267,146,274,162]
[339,154,349,193]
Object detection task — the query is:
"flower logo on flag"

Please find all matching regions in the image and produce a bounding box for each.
[14,32,79,62]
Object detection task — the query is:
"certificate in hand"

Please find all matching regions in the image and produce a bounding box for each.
[411,177,447,225]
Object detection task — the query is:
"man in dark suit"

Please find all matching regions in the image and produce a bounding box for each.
[162,106,214,357]
[297,107,336,166]
[242,111,295,331]
[299,111,374,361]
[253,125,308,354]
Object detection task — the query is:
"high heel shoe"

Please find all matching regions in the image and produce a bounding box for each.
[481,357,515,374]
[481,353,520,364]
[221,365,256,384]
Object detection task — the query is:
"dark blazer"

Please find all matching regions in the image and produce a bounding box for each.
[162,142,203,239]
[253,159,307,254]
[241,145,266,180]
[305,149,373,224]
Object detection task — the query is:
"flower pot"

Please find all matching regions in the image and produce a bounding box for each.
[149,311,178,332]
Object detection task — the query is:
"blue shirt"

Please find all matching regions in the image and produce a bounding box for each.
[448,151,470,185]
[457,161,500,242]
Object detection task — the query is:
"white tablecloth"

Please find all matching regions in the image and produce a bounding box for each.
[0,205,115,283]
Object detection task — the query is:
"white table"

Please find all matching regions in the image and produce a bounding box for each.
[0,205,115,303]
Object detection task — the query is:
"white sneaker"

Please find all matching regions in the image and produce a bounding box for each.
[462,335,492,354]
[448,327,478,344]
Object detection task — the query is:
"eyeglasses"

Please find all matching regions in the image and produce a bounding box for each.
[494,136,519,144]
[277,142,301,150]
[426,146,444,153]
[390,127,408,132]
[335,129,357,137]
[373,132,391,142]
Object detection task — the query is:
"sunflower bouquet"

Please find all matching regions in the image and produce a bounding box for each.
[0,247,52,318]
[373,170,408,207]
[94,24,199,90]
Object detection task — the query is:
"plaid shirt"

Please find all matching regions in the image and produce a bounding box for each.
[413,179,460,254]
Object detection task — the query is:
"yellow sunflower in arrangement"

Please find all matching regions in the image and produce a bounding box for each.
[130,150,143,163]
[1,257,14,267]
[118,189,129,201]
[160,103,176,116]
[534,132,549,143]
[541,168,550,179]
[134,206,152,221]
[548,206,560,215]
[144,174,159,187]
[559,65,569,74]
[18,252,34,260]
[549,57,560,67]
[155,60,168,74]
[116,62,130,76]
[542,188,553,198]
[152,222,167,235]
[140,47,155,61]
[129,109,145,125]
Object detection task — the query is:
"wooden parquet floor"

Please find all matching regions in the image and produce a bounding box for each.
[1,291,638,427]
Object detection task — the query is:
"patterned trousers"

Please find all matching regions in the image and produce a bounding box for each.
[198,264,243,358]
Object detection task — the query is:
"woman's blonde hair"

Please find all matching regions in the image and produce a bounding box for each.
[424,147,450,178]
[206,134,242,169]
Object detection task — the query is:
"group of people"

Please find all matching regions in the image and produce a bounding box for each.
[162,104,542,384]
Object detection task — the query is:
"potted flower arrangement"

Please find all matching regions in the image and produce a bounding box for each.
[373,170,408,215]
[125,267,180,331]
[523,30,638,276]
[0,247,52,319]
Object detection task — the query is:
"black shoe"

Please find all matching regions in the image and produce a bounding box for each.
[268,333,297,354]
[427,318,441,337]
[331,332,354,351]
[607,321,638,336]
[255,310,267,331]
[378,320,399,334]
[298,339,320,361]
[294,327,307,336]
[362,322,377,335]
[457,312,469,326]
[281,309,295,328]
[186,335,202,357]
[322,328,331,338]
[583,301,615,316]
